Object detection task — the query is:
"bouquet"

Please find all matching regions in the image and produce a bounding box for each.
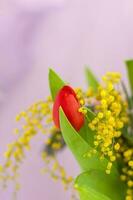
[0,60,133,200]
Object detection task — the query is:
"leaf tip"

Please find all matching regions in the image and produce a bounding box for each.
[125,59,133,65]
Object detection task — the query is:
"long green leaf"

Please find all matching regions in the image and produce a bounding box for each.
[78,119,94,146]
[85,67,99,92]
[49,68,65,100]
[77,187,110,200]
[75,170,126,200]
[125,60,133,96]
[121,81,133,109]
[59,108,118,176]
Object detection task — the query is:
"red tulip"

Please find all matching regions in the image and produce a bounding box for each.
[53,85,84,131]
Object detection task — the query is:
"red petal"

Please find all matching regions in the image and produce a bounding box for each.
[53,85,84,131]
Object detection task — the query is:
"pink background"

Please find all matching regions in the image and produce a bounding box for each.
[0,0,133,199]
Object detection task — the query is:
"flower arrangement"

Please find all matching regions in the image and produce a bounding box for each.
[0,60,133,200]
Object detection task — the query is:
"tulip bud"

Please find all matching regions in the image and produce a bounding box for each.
[53,85,84,131]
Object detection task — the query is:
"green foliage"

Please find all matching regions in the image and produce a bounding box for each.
[49,68,65,100]
[85,67,99,92]
[75,170,126,200]
[59,108,118,177]
[48,68,125,200]
[125,60,133,96]
[121,81,133,110]
[85,107,96,121]
[122,126,133,145]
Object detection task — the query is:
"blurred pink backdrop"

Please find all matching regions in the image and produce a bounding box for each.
[0,0,133,199]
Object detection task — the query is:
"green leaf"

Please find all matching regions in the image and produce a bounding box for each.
[49,68,65,100]
[85,67,99,92]
[122,126,133,145]
[85,107,96,121]
[75,170,126,200]
[125,60,133,96]
[121,81,133,110]
[59,108,118,176]
[78,119,94,146]
[77,187,110,200]
[79,108,95,145]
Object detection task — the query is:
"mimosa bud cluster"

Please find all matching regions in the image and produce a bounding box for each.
[119,142,133,200]
[44,129,64,154]
[88,72,128,174]
[41,151,73,190]
[0,98,55,187]
[42,128,73,187]
[0,95,73,197]
[75,87,85,106]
